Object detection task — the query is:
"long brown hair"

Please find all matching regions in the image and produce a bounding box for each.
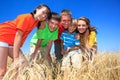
[77,17,97,46]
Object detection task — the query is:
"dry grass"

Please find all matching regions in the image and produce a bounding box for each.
[3,52,120,80]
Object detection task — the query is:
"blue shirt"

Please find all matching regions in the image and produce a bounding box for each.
[60,30,80,50]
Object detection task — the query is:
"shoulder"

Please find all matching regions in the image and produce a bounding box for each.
[73,31,77,35]
[58,22,62,27]
[58,22,64,29]
[17,13,32,19]
[15,13,33,22]
[62,30,68,34]
[61,30,68,36]
[90,31,96,36]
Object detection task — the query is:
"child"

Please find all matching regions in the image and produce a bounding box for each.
[0,4,51,78]
[54,9,72,62]
[30,12,60,65]
[77,16,97,62]
[60,18,80,54]
[60,18,82,69]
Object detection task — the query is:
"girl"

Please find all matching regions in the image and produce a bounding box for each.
[77,17,97,62]
[0,4,51,78]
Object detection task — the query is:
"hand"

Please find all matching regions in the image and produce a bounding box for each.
[66,47,70,52]
[12,58,19,68]
[13,57,19,63]
[74,46,79,50]
[64,50,68,54]
[61,49,65,55]
[61,49,68,54]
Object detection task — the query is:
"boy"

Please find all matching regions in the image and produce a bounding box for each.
[60,18,82,69]
[30,12,60,65]
[54,9,72,62]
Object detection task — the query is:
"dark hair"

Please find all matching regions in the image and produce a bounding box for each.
[37,21,41,29]
[48,12,60,22]
[32,4,51,17]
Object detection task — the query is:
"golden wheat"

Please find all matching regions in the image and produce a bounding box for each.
[3,52,120,80]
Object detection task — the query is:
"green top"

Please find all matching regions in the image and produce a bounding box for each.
[30,22,58,47]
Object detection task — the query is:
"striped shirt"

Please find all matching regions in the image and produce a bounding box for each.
[60,30,80,50]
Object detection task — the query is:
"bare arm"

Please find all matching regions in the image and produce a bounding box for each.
[13,30,23,61]
[47,40,53,62]
[67,46,79,51]
[61,40,66,54]
[31,39,41,59]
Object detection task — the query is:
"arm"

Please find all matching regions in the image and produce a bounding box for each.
[47,40,53,63]
[61,40,66,54]
[60,33,66,54]
[67,46,79,51]
[31,39,41,60]
[13,30,23,61]
[85,31,97,51]
[88,31,96,48]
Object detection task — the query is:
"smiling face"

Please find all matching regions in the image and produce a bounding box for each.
[77,20,88,33]
[34,7,48,21]
[68,25,76,34]
[68,18,77,34]
[61,15,71,29]
[48,19,59,31]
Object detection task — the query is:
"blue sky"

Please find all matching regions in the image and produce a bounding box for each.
[0,0,120,54]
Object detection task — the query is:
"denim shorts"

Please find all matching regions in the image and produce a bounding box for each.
[0,42,13,48]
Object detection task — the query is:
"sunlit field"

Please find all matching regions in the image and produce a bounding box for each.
[3,52,120,80]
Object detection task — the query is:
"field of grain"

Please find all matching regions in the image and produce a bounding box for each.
[3,52,120,80]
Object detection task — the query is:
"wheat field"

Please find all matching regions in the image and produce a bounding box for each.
[3,52,120,80]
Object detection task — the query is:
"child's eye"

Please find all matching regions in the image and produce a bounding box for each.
[42,11,47,14]
[78,24,86,26]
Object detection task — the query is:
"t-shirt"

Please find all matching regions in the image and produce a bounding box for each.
[0,13,38,46]
[88,31,97,46]
[54,23,65,43]
[60,30,80,50]
[80,31,97,47]
[30,22,58,47]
